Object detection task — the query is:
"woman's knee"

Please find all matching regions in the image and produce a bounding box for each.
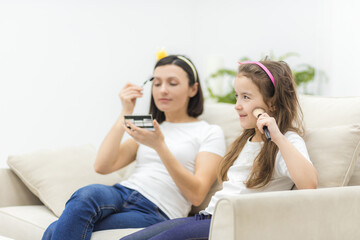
[67,184,109,205]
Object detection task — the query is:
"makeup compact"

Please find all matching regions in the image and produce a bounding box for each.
[124,114,155,131]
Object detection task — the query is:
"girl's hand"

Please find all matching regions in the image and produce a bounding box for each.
[256,113,283,143]
[119,83,143,114]
[124,120,165,151]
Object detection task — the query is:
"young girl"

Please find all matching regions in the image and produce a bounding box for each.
[42,55,226,240]
[121,60,318,240]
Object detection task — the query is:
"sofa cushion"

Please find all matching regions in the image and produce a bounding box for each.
[300,95,360,186]
[348,156,360,186]
[0,206,141,240]
[304,124,360,187]
[200,102,243,147]
[0,206,57,240]
[7,145,123,217]
[300,95,360,129]
[0,168,42,207]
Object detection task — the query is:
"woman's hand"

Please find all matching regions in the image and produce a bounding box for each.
[124,120,165,151]
[119,83,143,114]
[256,113,283,143]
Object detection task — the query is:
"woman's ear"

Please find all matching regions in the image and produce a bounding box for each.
[188,82,198,98]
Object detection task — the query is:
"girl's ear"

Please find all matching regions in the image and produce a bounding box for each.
[267,100,276,112]
[188,82,198,98]
[269,105,276,112]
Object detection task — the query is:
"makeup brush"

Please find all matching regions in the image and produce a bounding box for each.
[252,108,271,141]
[141,77,154,88]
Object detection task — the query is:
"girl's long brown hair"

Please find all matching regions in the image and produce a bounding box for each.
[218,61,304,189]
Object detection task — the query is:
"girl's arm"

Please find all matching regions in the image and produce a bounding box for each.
[125,120,222,206]
[257,113,318,189]
[273,135,318,189]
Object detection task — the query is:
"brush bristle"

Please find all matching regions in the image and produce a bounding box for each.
[252,108,265,118]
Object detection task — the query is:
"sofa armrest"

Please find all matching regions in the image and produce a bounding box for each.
[0,168,42,207]
[209,186,360,240]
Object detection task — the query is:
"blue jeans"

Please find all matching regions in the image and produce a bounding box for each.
[121,214,212,240]
[42,184,169,240]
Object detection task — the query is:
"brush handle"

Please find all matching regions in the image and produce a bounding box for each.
[256,112,271,140]
[263,126,271,140]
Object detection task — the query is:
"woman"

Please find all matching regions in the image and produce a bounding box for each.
[42,55,226,240]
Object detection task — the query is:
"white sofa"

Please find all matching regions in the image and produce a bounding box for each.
[1,95,360,240]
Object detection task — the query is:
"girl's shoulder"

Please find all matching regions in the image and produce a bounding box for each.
[282,131,309,158]
[283,131,304,142]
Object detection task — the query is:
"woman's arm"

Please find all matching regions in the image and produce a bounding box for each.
[94,83,142,174]
[94,114,138,174]
[125,120,222,206]
[156,147,221,206]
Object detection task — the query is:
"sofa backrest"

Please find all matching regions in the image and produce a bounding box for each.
[299,95,360,128]
[299,95,360,186]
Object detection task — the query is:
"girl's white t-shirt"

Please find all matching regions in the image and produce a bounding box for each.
[204,131,311,215]
[121,120,226,219]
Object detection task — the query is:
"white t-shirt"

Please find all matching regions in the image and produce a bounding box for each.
[121,120,226,219]
[203,131,311,215]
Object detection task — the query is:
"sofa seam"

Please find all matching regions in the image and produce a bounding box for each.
[0,208,48,231]
[343,125,360,186]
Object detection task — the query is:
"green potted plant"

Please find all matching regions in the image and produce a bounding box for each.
[206,52,326,104]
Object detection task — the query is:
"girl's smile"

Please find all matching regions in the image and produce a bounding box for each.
[234,75,269,134]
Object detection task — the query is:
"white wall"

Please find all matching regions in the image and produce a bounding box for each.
[330,0,360,96]
[1,0,359,167]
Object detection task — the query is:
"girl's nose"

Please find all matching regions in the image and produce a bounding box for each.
[235,99,243,110]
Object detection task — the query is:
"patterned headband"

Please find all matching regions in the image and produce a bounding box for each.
[177,56,198,82]
[156,49,198,82]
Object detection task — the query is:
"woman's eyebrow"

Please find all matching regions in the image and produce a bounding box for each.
[153,76,179,81]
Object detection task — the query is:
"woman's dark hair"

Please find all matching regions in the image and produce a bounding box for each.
[149,55,204,123]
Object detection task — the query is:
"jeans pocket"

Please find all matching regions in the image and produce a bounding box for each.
[122,190,142,208]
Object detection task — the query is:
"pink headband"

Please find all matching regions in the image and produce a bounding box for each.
[238,61,275,87]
